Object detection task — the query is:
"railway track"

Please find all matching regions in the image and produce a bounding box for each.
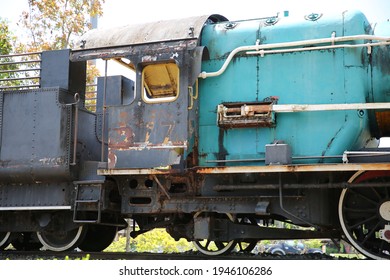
[0,250,346,260]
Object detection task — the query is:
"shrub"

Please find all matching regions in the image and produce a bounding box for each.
[104,228,195,253]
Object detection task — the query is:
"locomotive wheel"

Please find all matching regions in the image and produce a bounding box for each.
[0,232,11,249]
[11,232,42,251]
[234,216,258,253]
[37,225,86,252]
[78,225,117,252]
[193,213,236,256]
[339,171,390,260]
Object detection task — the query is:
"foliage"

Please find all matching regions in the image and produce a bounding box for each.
[104,227,330,255]
[64,254,91,260]
[0,18,21,88]
[0,18,13,55]
[303,239,322,249]
[20,0,105,51]
[14,1,104,92]
[104,228,195,253]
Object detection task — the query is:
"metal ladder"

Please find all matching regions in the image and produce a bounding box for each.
[73,181,103,223]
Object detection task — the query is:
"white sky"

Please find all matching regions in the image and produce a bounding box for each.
[1,0,390,32]
[100,0,390,26]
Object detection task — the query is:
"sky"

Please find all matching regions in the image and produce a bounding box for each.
[1,0,390,34]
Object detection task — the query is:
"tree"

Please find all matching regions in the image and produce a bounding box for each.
[20,0,104,51]
[0,18,20,88]
[0,18,13,55]
[17,0,104,106]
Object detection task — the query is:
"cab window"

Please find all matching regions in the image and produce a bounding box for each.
[142,62,179,103]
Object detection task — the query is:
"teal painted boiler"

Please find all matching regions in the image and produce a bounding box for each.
[197,10,390,166]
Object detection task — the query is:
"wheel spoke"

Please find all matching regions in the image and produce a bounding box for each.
[215,242,225,250]
[205,240,211,250]
[361,221,382,245]
[370,187,382,201]
[192,212,236,256]
[347,214,378,230]
[343,207,376,213]
[349,189,378,205]
[339,172,390,260]
[233,215,258,253]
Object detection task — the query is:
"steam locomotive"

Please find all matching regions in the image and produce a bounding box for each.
[1,9,390,259]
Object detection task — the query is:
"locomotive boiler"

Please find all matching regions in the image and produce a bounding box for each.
[1,9,390,259]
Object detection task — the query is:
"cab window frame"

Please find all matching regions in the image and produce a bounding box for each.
[141,60,180,104]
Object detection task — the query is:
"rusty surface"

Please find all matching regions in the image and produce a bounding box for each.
[75,15,227,50]
[106,74,188,169]
[375,111,390,137]
[217,101,275,128]
[98,162,390,175]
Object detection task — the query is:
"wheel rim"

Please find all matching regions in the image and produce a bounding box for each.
[193,213,236,256]
[0,232,11,249]
[37,226,85,252]
[194,239,236,256]
[339,172,390,260]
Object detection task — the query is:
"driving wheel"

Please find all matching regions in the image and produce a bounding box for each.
[78,225,117,252]
[0,232,11,250]
[193,212,236,256]
[339,171,390,259]
[37,225,86,252]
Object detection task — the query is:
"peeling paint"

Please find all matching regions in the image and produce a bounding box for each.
[109,127,134,149]
[108,151,118,169]
[38,157,66,167]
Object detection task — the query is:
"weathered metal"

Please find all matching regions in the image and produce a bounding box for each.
[217,101,275,128]
[0,88,73,183]
[75,15,228,50]
[2,10,390,259]
[97,162,390,175]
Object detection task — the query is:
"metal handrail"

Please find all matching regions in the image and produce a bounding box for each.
[0,52,42,90]
[0,51,41,58]
[0,68,41,74]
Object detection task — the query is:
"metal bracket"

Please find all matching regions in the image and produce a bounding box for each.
[217,101,276,128]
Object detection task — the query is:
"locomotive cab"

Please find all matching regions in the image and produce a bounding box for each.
[77,15,230,172]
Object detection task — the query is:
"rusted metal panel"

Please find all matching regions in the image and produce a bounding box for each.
[107,95,188,169]
[101,38,204,170]
[375,111,390,137]
[71,40,198,62]
[98,162,390,175]
[75,14,227,50]
[217,101,275,128]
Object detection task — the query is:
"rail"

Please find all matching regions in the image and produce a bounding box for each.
[0,52,42,90]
